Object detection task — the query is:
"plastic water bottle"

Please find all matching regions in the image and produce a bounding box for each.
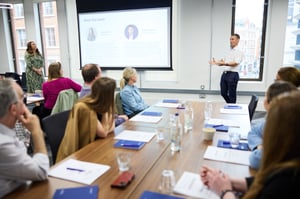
[184,103,194,133]
[170,113,182,152]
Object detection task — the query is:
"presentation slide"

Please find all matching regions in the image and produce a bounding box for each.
[78,7,171,70]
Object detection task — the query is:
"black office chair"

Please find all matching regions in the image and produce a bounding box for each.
[248,94,259,121]
[42,110,70,165]
[5,72,22,87]
[21,72,27,92]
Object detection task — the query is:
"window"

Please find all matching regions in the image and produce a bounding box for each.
[45,27,56,47]
[43,2,54,16]
[16,29,27,48]
[283,0,300,69]
[233,0,268,80]
[14,4,24,18]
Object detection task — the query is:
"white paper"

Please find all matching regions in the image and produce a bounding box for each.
[206,118,239,127]
[114,130,156,142]
[203,146,251,166]
[220,104,248,115]
[130,115,163,123]
[173,171,218,199]
[155,102,180,108]
[26,96,44,103]
[48,159,110,184]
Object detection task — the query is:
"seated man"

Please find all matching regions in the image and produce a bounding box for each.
[80,63,128,126]
[0,79,49,197]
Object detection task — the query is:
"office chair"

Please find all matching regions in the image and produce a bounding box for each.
[115,92,125,115]
[42,110,70,165]
[5,72,22,87]
[248,94,259,121]
[21,72,27,92]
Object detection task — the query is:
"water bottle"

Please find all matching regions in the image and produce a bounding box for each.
[170,113,182,152]
[184,103,194,133]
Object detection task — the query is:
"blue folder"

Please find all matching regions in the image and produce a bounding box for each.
[139,191,185,199]
[162,99,179,103]
[114,140,146,150]
[204,124,229,132]
[141,111,162,116]
[217,140,249,151]
[52,185,98,199]
[223,105,242,109]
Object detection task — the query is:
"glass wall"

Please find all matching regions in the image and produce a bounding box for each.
[8,1,60,75]
[283,0,300,69]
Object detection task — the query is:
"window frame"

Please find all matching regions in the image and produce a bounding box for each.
[231,0,268,81]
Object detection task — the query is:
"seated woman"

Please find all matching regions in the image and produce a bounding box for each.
[34,62,81,120]
[56,77,116,163]
[247,81,297,169]
[120,67,148,118]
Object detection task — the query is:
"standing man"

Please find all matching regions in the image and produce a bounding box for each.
[0,79,49,197]
[209,33,244,103]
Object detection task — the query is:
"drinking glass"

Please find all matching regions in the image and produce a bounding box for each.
[116,152,131,172]
[204,101,212,120]
[158,170,176,194]
[228,127,241,148]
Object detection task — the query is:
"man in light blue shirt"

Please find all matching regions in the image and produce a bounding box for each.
[0,79,49,197]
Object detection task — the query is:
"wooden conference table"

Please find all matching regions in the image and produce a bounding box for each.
[4,101,252,199]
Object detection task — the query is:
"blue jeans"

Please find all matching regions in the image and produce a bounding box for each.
[220,71,239,103]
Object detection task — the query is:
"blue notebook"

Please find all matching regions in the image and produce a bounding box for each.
[223,105,242,109]
[204,124,229,132]
[141,111,162,116]
[52,185,98,199]
[162,99,179,103]
[114,140,146,150]
[139,191,185,199]
[217,140,249,151]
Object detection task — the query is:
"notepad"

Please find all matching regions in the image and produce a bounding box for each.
[139,191,185,199]
[204,124,229,132]
[48,159,110,184]
[173,172,218,199]
[52,185,99,199]
[141,111,162,116]
[217,140,249,151]
[204,146,251,166]
[114,140,146,150]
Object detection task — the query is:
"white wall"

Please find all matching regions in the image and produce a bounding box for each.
[0,0,289,94]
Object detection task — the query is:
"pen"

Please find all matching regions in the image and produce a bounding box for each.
[120,144,140,147]
[66,167,85,172]
[213,124,224,128]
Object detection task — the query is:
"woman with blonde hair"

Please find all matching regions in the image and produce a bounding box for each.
[56,77,116,162]
[200,90,300,199]
[120,67,148,118]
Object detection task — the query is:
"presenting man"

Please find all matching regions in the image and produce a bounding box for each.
[0,79,49,197]
[209,33,244,103]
